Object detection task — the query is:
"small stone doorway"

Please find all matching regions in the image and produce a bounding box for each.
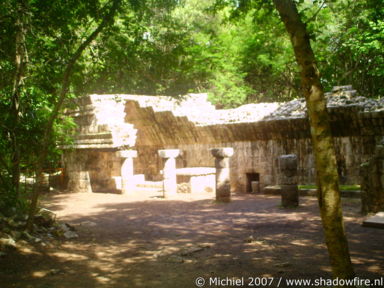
[246,172,260,193]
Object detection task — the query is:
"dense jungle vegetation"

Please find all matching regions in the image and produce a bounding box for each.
[0,0,383,277]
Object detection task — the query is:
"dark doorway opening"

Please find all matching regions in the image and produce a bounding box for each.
[246,173,260,193]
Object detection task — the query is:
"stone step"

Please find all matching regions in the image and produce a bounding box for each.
[76,132,113,140]
[363,212,384,229]
[74,138,114,145]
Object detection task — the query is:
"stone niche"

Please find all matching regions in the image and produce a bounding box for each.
[246,172,260,193]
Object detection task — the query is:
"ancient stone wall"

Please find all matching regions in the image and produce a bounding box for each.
[63,87,384,193]
[165,136,375,192]
[360,140,384,214]
[63,150,122,193]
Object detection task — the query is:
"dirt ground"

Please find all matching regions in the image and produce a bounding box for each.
[0,191,383,288]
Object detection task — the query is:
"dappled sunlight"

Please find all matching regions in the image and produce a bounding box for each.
[52,251,90,261]
[366,264,383,273]
[2,193,383,287]
[290,239,324,248]
[318,265,332,273]
[32,270,54,278]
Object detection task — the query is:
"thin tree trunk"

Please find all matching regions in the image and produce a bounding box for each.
[26,0,121,231]
[11,0,28,200]
[273,0,355,280]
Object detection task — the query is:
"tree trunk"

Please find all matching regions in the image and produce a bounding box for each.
[11,0,28,199]
[273,0,355,280]
[26,0,121,231]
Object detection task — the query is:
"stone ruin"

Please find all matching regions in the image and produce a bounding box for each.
[361,139,384,228]
[360,139,384,214]
[62,85,384,198]
[278,154,299,208]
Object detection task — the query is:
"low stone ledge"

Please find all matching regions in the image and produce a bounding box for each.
[62,143,119,150]
[76,133,113,140]
[73,139,114,145]
[363,212,384,229]
[176,167,216,176]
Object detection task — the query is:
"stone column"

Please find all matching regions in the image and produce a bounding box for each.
[158,149,180,197]
[278,154,299,207]
[119,150,137,194]
[66,151,92,193]
[211,148,234,202]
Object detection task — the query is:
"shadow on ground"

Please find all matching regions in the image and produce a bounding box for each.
[0,193,383,288]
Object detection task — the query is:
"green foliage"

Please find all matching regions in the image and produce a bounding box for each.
[216,0,384,99]
[0,86,74,213]
[77,0,300,107]
[1,0,383,214]
[328,0,384,97]
[295,0,384,97]
[0,0,115,214]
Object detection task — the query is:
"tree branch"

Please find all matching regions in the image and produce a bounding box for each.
[46,0,121,132]
[27,0,122,231]
[306,1,326,24]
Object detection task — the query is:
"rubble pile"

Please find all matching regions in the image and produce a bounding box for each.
[0,208,78,256]
[191,103,280,125]
[264,86,384,120]
[170,85,384,125]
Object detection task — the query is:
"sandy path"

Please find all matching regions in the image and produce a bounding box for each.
[0,192,383,288]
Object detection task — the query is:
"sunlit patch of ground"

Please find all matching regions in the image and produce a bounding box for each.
[0,193,382,288]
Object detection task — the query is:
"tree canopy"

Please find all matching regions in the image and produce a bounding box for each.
[73,0,384,104]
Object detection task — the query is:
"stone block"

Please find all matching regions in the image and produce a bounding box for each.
[158,149,180,158]
[362,212,384,229]
[278,154,298,185]
[281,185,299,207]
[67,171,92,193]
[278,154,298,177]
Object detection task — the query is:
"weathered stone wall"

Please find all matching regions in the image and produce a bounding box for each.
[63,87,384,193]
[163,136,375,193]
[360,140,384,214]
[125,134,375,194]
[63,149,123,192]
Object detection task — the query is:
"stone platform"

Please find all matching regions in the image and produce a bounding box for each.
[363,212,384,229]
[176,167,216,194]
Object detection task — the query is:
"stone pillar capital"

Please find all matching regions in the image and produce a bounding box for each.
[118,150,137,159]
[210,147,234,158]
[158,149,180,159]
